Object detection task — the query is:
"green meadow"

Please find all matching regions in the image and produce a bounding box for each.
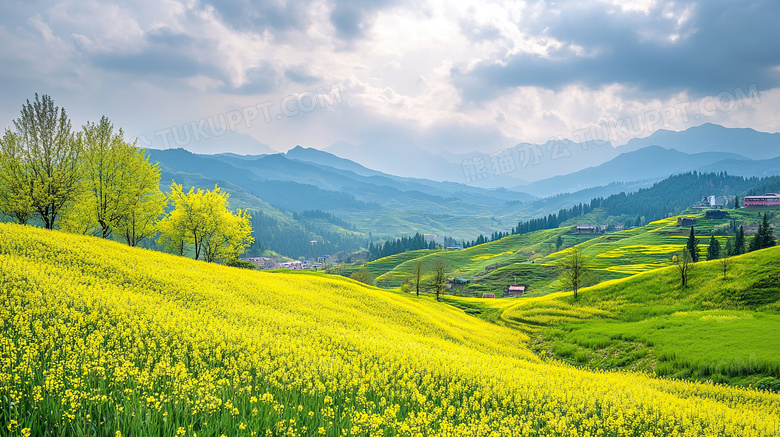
[389,207,780,389]
[445,242,780,388]
[373,207,779,298]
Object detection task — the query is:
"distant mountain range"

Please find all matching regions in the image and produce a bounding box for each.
[319,123,779,186]
[621,123,780,159]
[144,123,780,246]
[516,146,775,197]
[324,137,621,186]
[146,147,537,241]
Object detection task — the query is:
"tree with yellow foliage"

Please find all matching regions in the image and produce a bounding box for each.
[59,116,166,245]
[157,182,253,262]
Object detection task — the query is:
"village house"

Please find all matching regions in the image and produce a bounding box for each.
[481,293,496,298]
[505,285,525,297]
[743,193,780,207]
[705,210,729,219]
[676,217,698,227]
[275,260,303,270]
[575,224,596,234]
[241,257,274,269]
[703,195,728,208]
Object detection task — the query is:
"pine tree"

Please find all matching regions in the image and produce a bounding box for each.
[686,226,700,262]
[734,225,746,255]
[706,236,721,261]
[749,213,776,252]
[724,238,733,257]
[734,196,740,209]
[764,213,776,248]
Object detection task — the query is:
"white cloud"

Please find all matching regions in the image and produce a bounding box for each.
[0,0,777,173]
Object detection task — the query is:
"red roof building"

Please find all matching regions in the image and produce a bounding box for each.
[744,193,780,207]
[506,285,525,297]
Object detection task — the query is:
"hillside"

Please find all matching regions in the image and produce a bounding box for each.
[374,207,780,297]
[447,245,780,389]
[148,147,536,240]
[2,224,779,435]
[148,148,775,259]
[155,169,368,259]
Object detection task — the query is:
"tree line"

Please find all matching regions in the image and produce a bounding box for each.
[368,233,436,260]
[0,94,252,263]
[512,202,591,236]
[674,214,775,287]
[470,172,765,248]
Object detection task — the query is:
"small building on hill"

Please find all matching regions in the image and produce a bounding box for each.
[276,260,303,270]
[481,293,496,298]
[575,224,596,234]
[705,210,729,219]
[506,285,525,297]
[744,193,780,207]
[676,217,697,227]
[703,195,728,209]
[242,257,274,269]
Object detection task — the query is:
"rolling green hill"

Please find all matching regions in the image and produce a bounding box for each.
[2,223,780,435]
[376,207,779,297]
[444,238,780,389]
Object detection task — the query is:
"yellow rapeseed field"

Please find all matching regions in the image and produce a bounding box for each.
[1,223,779,436]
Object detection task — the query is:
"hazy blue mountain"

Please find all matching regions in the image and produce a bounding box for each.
[143,130,277,155]
[519,146,750,197]
[325,138,622,186]
[146,148,540,239]
[621,123,780,159]
[285,145,385,177]
[324,140,466,183]
[695,156,780,178]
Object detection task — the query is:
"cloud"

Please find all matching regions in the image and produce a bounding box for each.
[226,63,280,95]
[202,0,314,34]
[329,0,400,41]
[2,0,780,181]
[453,1,780,101]
[89,27,222,79]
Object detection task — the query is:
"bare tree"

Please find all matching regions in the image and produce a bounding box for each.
[431,259,446,301]
[673,250,694,287]
[559,248,589,299]
[719,254,731,279]
[413,261,423,297]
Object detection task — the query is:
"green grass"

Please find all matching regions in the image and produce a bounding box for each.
[563,310,780,381]
[378,227,601,291]
[356,208,780,298]
[498,245,780,387]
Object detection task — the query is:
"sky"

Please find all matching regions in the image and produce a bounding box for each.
[1,0,779,164]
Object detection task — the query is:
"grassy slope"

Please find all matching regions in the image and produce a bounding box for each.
[375,228,601,290]
[380,207,778,297]
[449,244,780,387]
[3,223,780,435]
